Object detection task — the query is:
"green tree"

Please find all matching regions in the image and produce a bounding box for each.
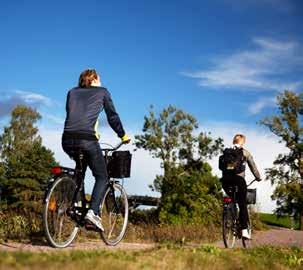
[135,105,223,224]
[158,162,222,225]
[261,90,303,230]
[0,105,58,214]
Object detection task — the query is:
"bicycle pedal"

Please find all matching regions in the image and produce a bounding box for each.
[85,222,99,231]
[75,210,83,216]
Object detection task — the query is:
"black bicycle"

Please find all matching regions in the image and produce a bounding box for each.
[222,179,257,248]
[43,141,131,248]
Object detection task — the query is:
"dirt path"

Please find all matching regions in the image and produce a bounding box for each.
[215,227,303,248]
[0,228,302,252]
[0,241,155,253]
[253,228,303,247]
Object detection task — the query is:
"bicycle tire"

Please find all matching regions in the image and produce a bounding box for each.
[43,175,79,248]
[222,203,236,248]
[100,182,129,246]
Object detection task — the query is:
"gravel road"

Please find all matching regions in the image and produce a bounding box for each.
[0,228,302,252]
[215,228,303,248]
[0,241,155,253]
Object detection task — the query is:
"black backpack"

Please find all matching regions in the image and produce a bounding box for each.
[219,147,245,174]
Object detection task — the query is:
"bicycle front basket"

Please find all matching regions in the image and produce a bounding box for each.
[107,151,132,178]
[247,188,256,204]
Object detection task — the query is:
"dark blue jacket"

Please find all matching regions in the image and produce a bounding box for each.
[63,86,125,140]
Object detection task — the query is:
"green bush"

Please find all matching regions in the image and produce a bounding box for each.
[159,163,222,226]
[0,205,43,240]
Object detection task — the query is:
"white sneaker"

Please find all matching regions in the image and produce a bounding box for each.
[85,209,104,231]
[242,229,251,239]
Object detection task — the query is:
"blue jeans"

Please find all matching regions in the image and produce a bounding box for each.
[62,139,108,215]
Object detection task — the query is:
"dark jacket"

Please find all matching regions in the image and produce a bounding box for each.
[63,86,125,141]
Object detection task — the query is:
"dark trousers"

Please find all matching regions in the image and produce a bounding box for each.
[222,175,248,230]
[62,139,108,215]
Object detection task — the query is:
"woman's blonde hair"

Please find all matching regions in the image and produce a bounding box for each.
[233,134,246,145]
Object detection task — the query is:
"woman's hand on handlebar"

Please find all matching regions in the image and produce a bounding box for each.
[101,137,130,152]
[247,178,261,187]
[121,134,131,144]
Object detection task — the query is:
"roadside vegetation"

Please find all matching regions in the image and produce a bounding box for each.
[0,245,302,270]
[260,213,300,230]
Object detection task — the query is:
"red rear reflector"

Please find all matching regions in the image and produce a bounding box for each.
[223,197,233,203]
[51,167,62,174]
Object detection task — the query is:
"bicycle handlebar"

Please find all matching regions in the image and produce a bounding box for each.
[247,178,260,187]
[101,141,128,152]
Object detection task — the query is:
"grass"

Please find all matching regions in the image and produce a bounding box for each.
[259,213,300,230]
[124,223,220,244]
[0,210,221,245]
[0,245,302,270]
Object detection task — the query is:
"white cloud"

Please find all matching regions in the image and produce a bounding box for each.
[0,90,54,118]
[248,96,276,115]
[16,90,52,106]
[42,113,65,125]
[182,38,303,92]
[0,90,66,127]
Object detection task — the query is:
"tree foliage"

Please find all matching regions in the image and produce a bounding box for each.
[135,105,223,224]
[0,105,58,214]
[261,90,303,229]
[158,163,222,225]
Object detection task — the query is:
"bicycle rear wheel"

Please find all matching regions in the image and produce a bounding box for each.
[100,182,129,246]
[43,176,79,248]
[222,204,236,248]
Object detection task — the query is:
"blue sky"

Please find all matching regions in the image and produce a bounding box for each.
[0,0,302,212]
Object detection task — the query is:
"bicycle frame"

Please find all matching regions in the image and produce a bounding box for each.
[64,141,126,229]
[43,140,130,248]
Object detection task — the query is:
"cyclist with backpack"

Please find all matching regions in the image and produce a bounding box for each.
[62,69,130,231]
[219,134,261,239]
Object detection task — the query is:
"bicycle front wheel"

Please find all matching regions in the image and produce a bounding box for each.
[100,182,129,246]
[222,204,236,248]
[43,176,79,248]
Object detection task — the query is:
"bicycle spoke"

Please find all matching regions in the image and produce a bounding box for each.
[100,183,128,246]
[43,176,79,248]
[108,212,118,238]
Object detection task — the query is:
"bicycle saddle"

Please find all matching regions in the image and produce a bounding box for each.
[226,185,239,193]
[71,150,85,162]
